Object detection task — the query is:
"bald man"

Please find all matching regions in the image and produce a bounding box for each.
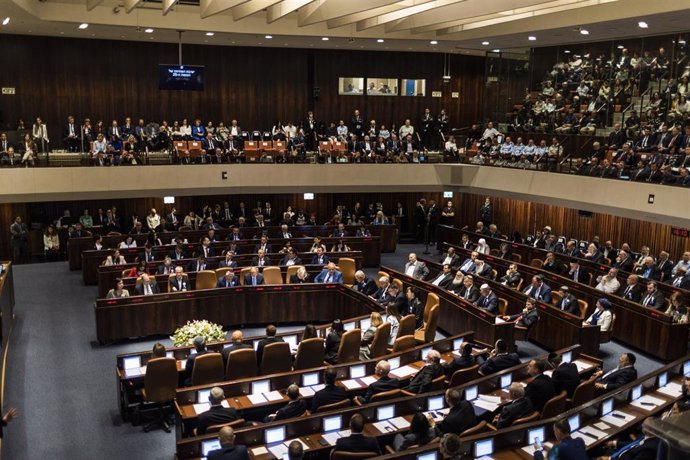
[221,330,251,365]
[315,262,343,283]
[207,426,249,460]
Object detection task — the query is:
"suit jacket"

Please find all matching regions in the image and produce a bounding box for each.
[533,436,588,460]
[543,261,565,276]
[251,256,272,267]
[315,269,343,283]
[279,256,302,266]
[596,366,637,390]
[444,355,476,378]
[500,272,522,288]
[525,374,556,412]
[187,261,209,273]
[218,260,238,269]
[435,400,478,435]
[256,336,284,366]
[334,433,381,455]
[134,281,160,295]
[618,284,642,303]
[475,292,498,314]
[362,375,401,402]
[656,259,673,281]
[372,287,394,305]
[243,274,264,286]
[404,261,430,280]
[406,298,424,328]
[197,405,240,435]
[311,384,349,412]
[458,285,480,303]
[496,397,534,428]
[405,363,444,394]
[430,272,454,289]
[640,290,665,310]
[274,399,308,421]
[509,308,539,328]
[221,342,251,365]
[353,277,377,296]
[170,276,189,291]
[635,264,661,281]
[311,254,330,265]
[479,352,520,375]
[552,362,580,397]
[216,277,239,288]
[207,444,250,460]
[523,283,552,303]
[157,264,175,275]
[440,253,461,268]
[557,294,581,315]
[253,243,272,254]
[324,330,342,364]
[614,256,634,273]
[569,267,590,284]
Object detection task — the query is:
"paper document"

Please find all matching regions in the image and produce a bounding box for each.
[593,422,611,431]
[521,442,554,455]
[264,390,284,401]
[601,411,634,427]
[579,426,607,439]
[373,420,395,433]
[361,376,378,386]
[193,403,210,414]
[389,416,411,430]
[322,432,340,446]
[571,431,597,446]
[631,395,664,411]
[390,365,418,378]
[268,444,288,459]
[341,379,362,390]
[247,393,267,404]
[478,394,502,403]
[299,387,315,398]
[473,399,500,412]
[251,447,268,456]
[495,317,506,324]
[657,382,683,397]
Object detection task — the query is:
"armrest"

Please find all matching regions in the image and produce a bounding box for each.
[486,423,498,431]
[385,445,396,454]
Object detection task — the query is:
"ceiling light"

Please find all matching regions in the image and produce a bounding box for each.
[492,49,501,53]
[79,23,89,30]
[430,40,438,45]
[528,36,536,41]
[322,37,329,41]
[564,50,571,54]
[481,41,490,45]
[265,35,273,39]
[617,45,624,49]
[144,28,154,33]
[638,21,648,28]
[206,32,214,36]
[377,39,384,43]
[2,17,9,26]
[579,29,589,35]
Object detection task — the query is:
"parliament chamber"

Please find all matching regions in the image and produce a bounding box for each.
[2,2,690,460]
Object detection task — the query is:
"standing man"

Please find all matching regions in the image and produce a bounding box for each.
[421,108,434,149]
[10,216,29,263]
[440,200,456,227]
[427,199,438,245]
[414,199,427,243]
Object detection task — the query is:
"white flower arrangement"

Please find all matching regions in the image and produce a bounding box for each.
[171,319,225,347]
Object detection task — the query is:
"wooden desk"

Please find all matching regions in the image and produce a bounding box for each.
[69,224,398,270]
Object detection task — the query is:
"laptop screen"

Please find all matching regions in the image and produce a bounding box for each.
[417,452,437,460]
[123,356,141,370]
[252,379,270,395]
[453,338,464,350]
[500,373,512,388]
[465,385,478,401]
[601,398,613,416]
[474,439,493,457]
[265,426,286,444]
[377,405,395,421]
[562,351,572,363]
[302,372,320,387]
[631,384,642,401]
[350,364,366,379]
[284,335,298,350]
[323,415,341,432]
[658,372,668,387]
[568,414,580,432]
[421,346,433,360]
[201,439,221,456]
[388,357,400,370]
[427,395,444,411]
[527,426,545,445]
[166,351,174,358]
[197,389,211,403]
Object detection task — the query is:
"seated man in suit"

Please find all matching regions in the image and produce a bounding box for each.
[217,270,239,288]
[333,413,381,455]
[474,284,498,314]
[331,222,348,238]
[170,266,189,292]
[256,325,284,366]
[474,259,493,278]
[457,275,480,303]
[493,383,534,428]
[404,253,430,280]
[500,263,522,288]
[429,264,454,289]
[218,250,238,269]
[618,274,642,302]
[357,360,401,403]
[253,234,272,254]
[134,273,160,295]
[524,358,556,413]
[404,350,444,394]
[640,281,665,310]
[221,330,251,365]
[568,261,590,284]
[312,367,348,412]
[251,249,271,267]
[197,387,240,435]
[187,255,208,273]
[244,267,264,286]
[431,388,478,435]
[447,270,466,295]
[440,247,461,268]
[501,298,539,328]
[457,251,479,274]
[523,275,553,303]
[265,384,308,422]
[279,248,302,266]
[138,243,156,264]
[548,352,580,398]
[371,276,393,305]
[315,262,343,284]
[184,336,211,385]
[635,256,661,281]
[206,426,249,460]
[534,418,588,460]
[171,244,186,261]
[479,339,520,375]
[555,286,581,315]
[157,255,175,275]
[444,342,477,378]
[594,352,637,391]
[352,270,377,296]
[311,247,330,265]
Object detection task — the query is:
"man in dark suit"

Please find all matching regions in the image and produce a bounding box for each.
[640,281,665,310]
[207,426,250,460]
[525,359,556,413]
[184,336,211,384]
[371,276,394,305]
[474,284,498,314]
[500,264,522,288]
[543,252,565,276]
[134,273,160,295]
[253,235,272,254]
[479,339,521,375]
[311,247,330,265]
[635,256,661,281]
[221,330,251,365]
[197,387,240,435]
[613,250,634,272]
[523,275,553,303]
[352,270,377,296]
[405,350,445,394]
[444,342,477,378]
[63,115,80,152]
[494,383,535,428]
[256,325,283,366]
[331,223,348,238]
[670,267,690,289]
[457,251,478,274]
[187,255,208,273]
[594,353,637,391]
[568,261,590,284]
[429,264,454,289]
[218,251,238,269]
[440,247,461,268]
[357,360,401,403]
[251,249,271,268]
[548,353,580,398]
[555,286,581,316]
[333,414,381,455]
[563,241,581,259]
[217,271,239,288]
[315,262,344,284]
[656,251,673,281]
[502,298,539,328]
[155,256,174,275]
[618,274,642,303]
[433,388,478,435]
[312,367,348,412]
[458,276,480,303]
[534,418,588,460]
[266,384,308,422]
[171,244,186,261]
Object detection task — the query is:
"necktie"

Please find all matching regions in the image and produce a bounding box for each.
[145,284,152,295]
[252,277,257,286]
[674,277,682,287]
[326,275,331,283]
[624,285,632,297]
[573,270,578,281]
[644,295,652,306]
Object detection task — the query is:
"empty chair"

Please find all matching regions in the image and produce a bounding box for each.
[195,270,217,290]
[336,329,362,364]
[377,271,388,287]
[397,314,416,338]
[225,348,258,380]
[541,391,567,419]
[293,338,325,370]
[392,278,403,292]
[569,376,596,407]
[262,266,283,285]
[206,418,245,434]
[513,411,540,425]
[448,364,479,387]
[368,323,391,359]
[422,292,440,325]
[511,254,522,264]
[338,258,356,286]
[530,258,544,268]
[316,398,351,413]
[260,342,292,375]
[497,298,508,316]
[415,304,439,343]
[392,335,416,352]
[577,299,588,318]
[140,357,178,432]
[191,353,224,386]
[460,420,487,436]
[354,389,402,406]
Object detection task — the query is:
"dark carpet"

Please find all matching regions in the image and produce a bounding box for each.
[1,244,664,459]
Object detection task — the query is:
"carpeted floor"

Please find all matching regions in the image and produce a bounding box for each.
[1,244,665,459]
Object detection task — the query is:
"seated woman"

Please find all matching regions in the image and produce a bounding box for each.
[44,225,60,261]
[583,298,613,331]
[126,261,147,279]
[119,235,137,249]
[444,136,459,162]
[331,239,351,253]
[122,135,141,165]
[359,312,383,360]
[106,278,130,299]
[79,209,93,228]
[372,211,389,225]
[386,303,401,346]
[20,133,36,167]
[324,319,344,364]
[290,266,310,284]
[92,133,108,166]
[665,292,688,324]
[393,412,435,451]
[301,324,317,341]
[103,249,126,266]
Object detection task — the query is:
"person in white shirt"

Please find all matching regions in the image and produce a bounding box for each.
[595,268,621,294]
[583,298,613,331]
[119,236,137,249]
[336,120,348,141]
[146,208,161,232]
[480,122,499,141]
[672,252,690,276]
[180,119,192,139]
[476,238,490,255]
[399,119,414,138]
[444,136,458,159]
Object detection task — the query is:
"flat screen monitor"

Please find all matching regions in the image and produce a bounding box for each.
[197,389,211,403]
[338,77,364,95]
[427,395,444,411]
[366,77,398,96]
[251,379,270,395]
[568,414,580,432]
[527,426,545,446]
[302,372,320,387]
[344,321,356,331]
[401,78,426,96]
[500,373,512,389]
[201,439,221,456]
[631,384,642,401]
[265,426,286,444]
[421,346,433,360]
[158,64,204,91]
[350,364,366,379]
[474,439,493,457]
[360,317,371,330]
[163,196,175,204]
[388,357,400,370]
[465,385,478,401]
[377,404,395,421]
[166,351,174,358]
[562,351,572,363]
[601,398,613,416]
[284,335,298,350]
[123,356,141,370]
[323,415,341,432]
[443,191,454,199]
[417,452,437,460]
[453,338,464,350]
[658,372,668,387]
[684,360,690,377]
[303,193,314,200]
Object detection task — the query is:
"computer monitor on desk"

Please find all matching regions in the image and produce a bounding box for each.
[500,373,512,389]
[417,452,437,460]
[421,346,433,360]
[284,335,298,350]
[350,364,366,379]
[658,372,668,388]
[123,356,141,370]
[631,384,642,401]
[464,385,478,401]
[562,351,572,363]
[388,356,400,370]
[527,426,545,446]
[601,398,613,416]
[377,405,395,421]
[427,395,444,411]
[302,372,320,387]
[252,379,270,395]
[265,426,286,445]
[201,439,221,457]
[453,338,464,350]
[474,439,493,457]
[568,414,580,432]
[197,389,211,403]
[683,360,690,377]
[323,415,342,432]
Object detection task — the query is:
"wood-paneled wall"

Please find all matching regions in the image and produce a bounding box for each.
[0,34,484,145]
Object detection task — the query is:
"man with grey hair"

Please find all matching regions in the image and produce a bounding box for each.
[404,252,430,280]
[405,350,444,393]
[358,360,401,403]
[266,384,307,421]
[206,426,249,460]
[372,276,393,304]
[196,387,240,435]
[353,270,377,296]
[493,383,534,428]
